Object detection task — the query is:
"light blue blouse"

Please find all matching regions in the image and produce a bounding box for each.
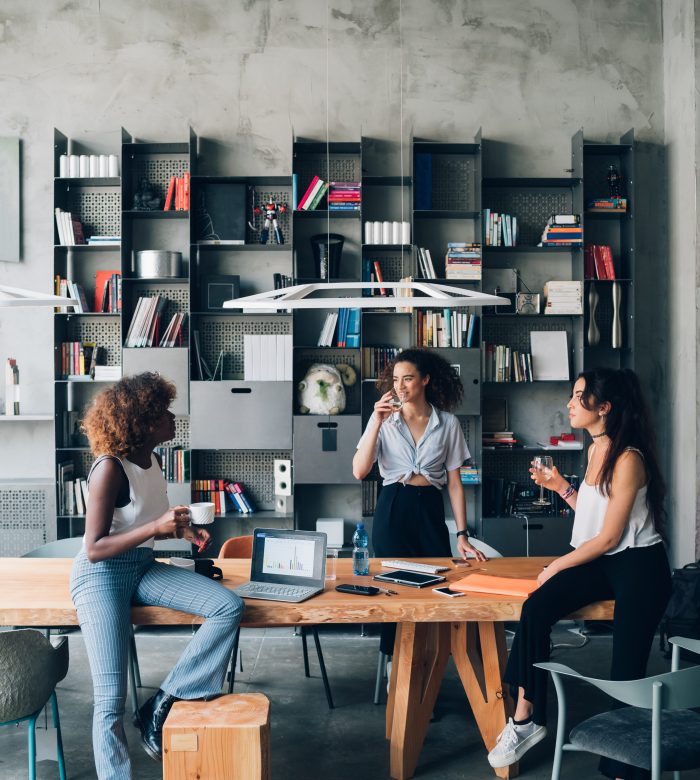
[357,406,470,488]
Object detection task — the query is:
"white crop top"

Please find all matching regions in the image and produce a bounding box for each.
[570,449,662,555]
[83,454,169,550]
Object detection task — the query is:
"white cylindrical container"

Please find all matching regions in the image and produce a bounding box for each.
[382,221,391,244]
[391,221,401,244]
[108,154,119,177]
[68,155,79,177]
[401,221,411,245]
[372,221,382,244]
[98,155,108,177]
[89,155,99,177]
[79,155,89,177]
[59,155,68,178]
[364,221,373,245]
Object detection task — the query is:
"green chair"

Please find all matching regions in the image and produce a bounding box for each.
[536,636,700,780]
[0,629,69,780]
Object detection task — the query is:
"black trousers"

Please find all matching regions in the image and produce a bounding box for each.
[372,482,452,654]
[503,542,671,779]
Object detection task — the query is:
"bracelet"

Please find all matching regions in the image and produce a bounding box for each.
[559,484,577,500]
[456,529,469,539]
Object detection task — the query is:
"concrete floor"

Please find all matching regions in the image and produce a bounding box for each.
[0,624,698,780]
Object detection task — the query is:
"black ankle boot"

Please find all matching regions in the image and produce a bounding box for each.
[135,688,179,761]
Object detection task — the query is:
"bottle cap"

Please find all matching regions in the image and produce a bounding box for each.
[356,522,364,529]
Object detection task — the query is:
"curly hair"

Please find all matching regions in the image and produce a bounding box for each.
[82,372,176,458]
[376,348,463,411]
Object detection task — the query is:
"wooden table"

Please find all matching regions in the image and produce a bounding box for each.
[0,556,614,780]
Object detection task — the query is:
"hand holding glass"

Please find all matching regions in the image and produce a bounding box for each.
[531,456,554,506]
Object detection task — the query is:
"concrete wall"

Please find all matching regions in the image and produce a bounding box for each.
[1,0,686,553]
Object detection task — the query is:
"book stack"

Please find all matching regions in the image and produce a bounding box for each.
[54,276,89,313]
[415,310,479,348]
[539,215,582,246]
[60,341,100,379]
[483,210,518,246]
[124,295,168,347]
[587,197,627,213]
[343,308,360,347]
[163,173,190,211]
[361,346,400,378]
[243,334,293,380]
[154,446,190,483]
[482,431,518,449]
[94,270,121,313]
[57,462,89,516]
[317,312,338,347]
[544,280,583,314]
[319,307,360,347]
[481,343,533,382]
[297,176,330,211]
[328,182,361,211]
[445,243,481,280]
[459,465,481,485]
[159,312,187,347]
[225,482,255,514]
[584,244,616,280]
[416,247,437,279]
[87,235,120,246]
[54,208,86,246]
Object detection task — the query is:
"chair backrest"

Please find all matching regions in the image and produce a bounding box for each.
[468,537,503,559]
[21,537,83,558]
[219,535,254,559]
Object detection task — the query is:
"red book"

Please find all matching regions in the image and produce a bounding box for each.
[183,172,190,211]
[584,245,595,279]
[297,175,320,210]
[163,177,176,211]
[95,269,120,312]
[602,246,616,280]
[373,261,386,295]
[593,245,608,280]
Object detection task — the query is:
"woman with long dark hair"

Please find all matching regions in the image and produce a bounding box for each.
[488,368,671,780]
[353,348,486,658]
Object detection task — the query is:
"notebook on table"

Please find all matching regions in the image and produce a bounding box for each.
[233,528,327,603]
[449,573,539,598]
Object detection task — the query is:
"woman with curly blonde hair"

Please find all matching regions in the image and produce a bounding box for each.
[71,372,244,780]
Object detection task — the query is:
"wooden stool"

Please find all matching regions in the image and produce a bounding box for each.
[162,693,270,780]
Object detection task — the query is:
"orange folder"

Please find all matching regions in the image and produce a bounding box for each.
[450,573,539,598]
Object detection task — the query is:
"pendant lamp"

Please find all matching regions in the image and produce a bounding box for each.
[0,284,78,309]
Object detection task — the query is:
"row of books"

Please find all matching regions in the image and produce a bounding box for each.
[587,197,627,212]
[483,475,579,518]
[584,244,616,280]
[415,310,480,348]
[482,344,534,383]
[544,280,583,314]
[125,295,167,347]
[483,210,518,247]
[273,273,294,290]
[243,334,293,380]
[361,346,400,378]
[59,341,100,379]
[459,465,481,485]
[54,276,89,313]
[57,461,87,515]
[95,270,122,313]
[317,308,360,347]
[416,246,438,279]
[192,479,255,515]
[297,176,330,210]
[539,214,583,246]
[361,258,389,295]
[154,446,190,483]
[164,173,190,211]
[328,182,361,211]
[55,208,86,246]
[445,242,482,280]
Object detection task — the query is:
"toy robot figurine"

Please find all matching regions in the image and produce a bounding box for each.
[254,200,287,244]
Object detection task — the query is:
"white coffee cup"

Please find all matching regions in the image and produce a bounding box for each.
[170,557,195,571]
[189,501,215,525]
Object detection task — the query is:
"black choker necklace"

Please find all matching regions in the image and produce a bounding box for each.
[591,431,607,439]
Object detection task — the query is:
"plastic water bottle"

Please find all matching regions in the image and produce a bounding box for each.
[352,522,369,576]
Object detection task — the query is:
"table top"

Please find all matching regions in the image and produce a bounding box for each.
[0,556,614,627]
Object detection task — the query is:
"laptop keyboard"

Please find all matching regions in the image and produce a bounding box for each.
[240,583,317,597]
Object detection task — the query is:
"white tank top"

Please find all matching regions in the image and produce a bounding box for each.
[84,454,169,550]
[570,449,662,555]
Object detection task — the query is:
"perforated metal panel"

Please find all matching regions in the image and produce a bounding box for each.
[293,349,361,414]
[432,155,475,210]
[67,189,120,237]
[197,316,291,378]
[458,416,475,452]
[363,252,412,281]
[173,417,190,448]
[484,190,571,246]
[194,450,292,509]
[131,156,189,202]
[66,317,121,365]
[295,155,361,197]
[483,317,574,353]
[0,483,54,555]
[482,451,582,483]
[249,189,292,245]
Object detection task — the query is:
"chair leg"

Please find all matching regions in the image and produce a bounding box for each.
[129,625,142,687]
[311,627,334,710]
[374,651,388,705]
[50,691,67,780]
[301,626,311,678]
[228,631,241,694]
[27,711,38,780]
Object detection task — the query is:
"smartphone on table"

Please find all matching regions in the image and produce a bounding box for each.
[432,585,465,597]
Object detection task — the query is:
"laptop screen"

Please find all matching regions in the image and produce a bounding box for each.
[251,528,327,587]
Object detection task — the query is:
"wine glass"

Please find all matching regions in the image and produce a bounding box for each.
[531,456,554,506]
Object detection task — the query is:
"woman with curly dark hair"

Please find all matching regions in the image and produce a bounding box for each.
[353,348,486,658]
[71,373,244,780]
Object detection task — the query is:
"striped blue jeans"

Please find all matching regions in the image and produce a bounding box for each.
[71,547,244,780]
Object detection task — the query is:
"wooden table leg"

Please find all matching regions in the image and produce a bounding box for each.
[451,621,519,779]
[385,622,451,780]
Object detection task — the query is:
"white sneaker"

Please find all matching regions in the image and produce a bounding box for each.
[386,659,392,694]
[487,718,547,768]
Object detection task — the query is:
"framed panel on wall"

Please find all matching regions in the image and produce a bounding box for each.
[0,137,20,263]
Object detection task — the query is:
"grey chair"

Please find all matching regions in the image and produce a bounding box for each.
[536,636,700,780]
[0,629,69,780]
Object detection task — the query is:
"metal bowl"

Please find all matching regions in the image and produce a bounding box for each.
[134,250,182,278]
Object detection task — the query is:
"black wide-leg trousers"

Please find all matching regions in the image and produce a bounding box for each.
[504,542,671,779]
[372,482,452,655]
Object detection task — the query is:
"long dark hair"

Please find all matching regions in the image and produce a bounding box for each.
[578,368,665,534]
[376,348,463,412]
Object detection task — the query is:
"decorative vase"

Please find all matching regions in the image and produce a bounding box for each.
[587,284,600,347]
[611,282,622,348]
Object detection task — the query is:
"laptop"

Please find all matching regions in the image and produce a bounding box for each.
[234,528,327,603]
